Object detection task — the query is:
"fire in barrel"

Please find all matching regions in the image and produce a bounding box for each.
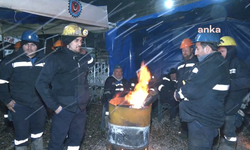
[107,63,158,150]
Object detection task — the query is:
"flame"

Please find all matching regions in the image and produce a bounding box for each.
[125,62,151,108]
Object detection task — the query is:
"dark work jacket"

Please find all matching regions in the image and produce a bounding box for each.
[176,52,230,128]
[36,47,94,113]
[176,56,198,89]
[128,75,159,92]
[158,74,177,104]
[128,76,138,91]
[224,49,250,115]
[103,76,128,101]
[0,50,45,109]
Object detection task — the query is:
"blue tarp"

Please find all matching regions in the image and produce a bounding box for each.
[0,8,52,24]
[105,0,250,81]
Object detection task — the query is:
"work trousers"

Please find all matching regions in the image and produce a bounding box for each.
[11,103,47,146]
[168,97,179,120]
[48,108,87,150]
[188,120,218,150]
[223,115,237,138]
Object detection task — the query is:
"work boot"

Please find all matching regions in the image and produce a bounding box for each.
[31,137,44,150]
[15,146,28,150]
[218,138,237,150]
[178,130,188,140]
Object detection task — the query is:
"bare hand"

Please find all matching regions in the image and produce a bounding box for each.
[174,91,179,102]
[149,90,157,96]
[6,100,16,112]
[55,106,62,114]
[80,48,86,55]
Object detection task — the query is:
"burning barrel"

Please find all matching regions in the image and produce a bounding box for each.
[106,62,158,149]
[106,97,152,150]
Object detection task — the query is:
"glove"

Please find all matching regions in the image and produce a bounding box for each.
[241,92,250,109]
[234,109,245,128]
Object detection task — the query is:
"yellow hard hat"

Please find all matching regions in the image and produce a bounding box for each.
[62,24,88,37]
[219,36,237,46]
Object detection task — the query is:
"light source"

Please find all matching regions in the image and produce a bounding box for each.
[164,0,173,9]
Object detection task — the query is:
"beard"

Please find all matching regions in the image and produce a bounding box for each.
[183,53,193,60]
[68,45,81,53]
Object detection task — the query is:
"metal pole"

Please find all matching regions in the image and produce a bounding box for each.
[43,34,59,54]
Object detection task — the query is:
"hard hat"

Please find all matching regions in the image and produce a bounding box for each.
[51,40,65,50]
[62,24,88,37]
[180,38,193,49]
[194,33,220,43]
[219,36,237,46]
[14,41,21,50]
[169,68,176,74]
[21,30,39,43]
[114,65,122,70]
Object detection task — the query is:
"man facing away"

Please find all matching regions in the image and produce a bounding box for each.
[158,68,178,121]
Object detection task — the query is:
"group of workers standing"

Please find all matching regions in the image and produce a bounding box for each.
[102,33,250,150]
[0,24,94,150]
[158,33,250,150]
[0,23,250,150]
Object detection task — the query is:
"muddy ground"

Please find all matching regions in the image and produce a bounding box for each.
[0,101,250,150]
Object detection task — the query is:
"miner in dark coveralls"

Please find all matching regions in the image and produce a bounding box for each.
[158,68,178,121]
[177,38,198,90]
[218,36,250,149]
[176,38,199,137]
[0,30,46,150]
[36,24,94,150]
[174,33,230,150]
[103,65,128,112]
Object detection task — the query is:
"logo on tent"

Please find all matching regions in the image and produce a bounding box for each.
[69,0,82,18]
[198,25,221,33]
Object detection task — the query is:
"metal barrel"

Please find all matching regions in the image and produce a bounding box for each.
[107,97,151,150]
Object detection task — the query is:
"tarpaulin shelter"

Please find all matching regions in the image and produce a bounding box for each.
[105,0,250,80]
[0,0,109,36]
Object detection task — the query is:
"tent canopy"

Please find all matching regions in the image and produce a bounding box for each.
[0,0,109,36]
[105,0,250,80]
